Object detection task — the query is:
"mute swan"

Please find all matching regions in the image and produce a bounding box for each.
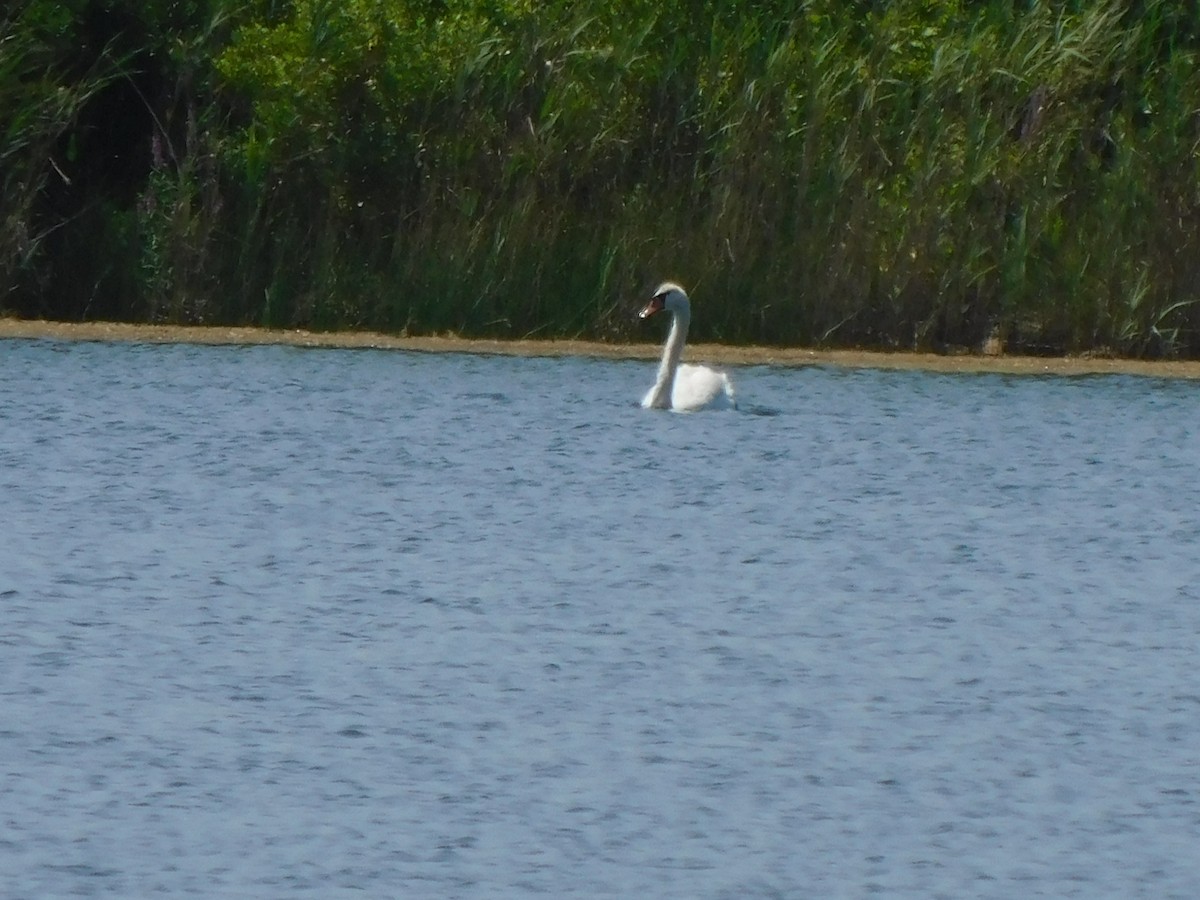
[639,282,736,411]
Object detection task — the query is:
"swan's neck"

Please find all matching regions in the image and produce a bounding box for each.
[647,308,689,409]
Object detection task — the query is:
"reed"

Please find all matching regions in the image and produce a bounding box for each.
[4,0,1199,356]
[1,3,118,312]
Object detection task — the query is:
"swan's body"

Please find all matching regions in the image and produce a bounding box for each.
[639,282,735,411]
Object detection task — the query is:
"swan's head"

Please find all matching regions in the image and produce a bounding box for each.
[639,282,690,319]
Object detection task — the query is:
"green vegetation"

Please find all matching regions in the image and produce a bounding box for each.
[3,0,1199,355]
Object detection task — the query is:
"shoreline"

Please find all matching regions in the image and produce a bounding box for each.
[4,317,1200,379]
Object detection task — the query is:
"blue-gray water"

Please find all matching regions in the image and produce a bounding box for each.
[2,339,1199,898]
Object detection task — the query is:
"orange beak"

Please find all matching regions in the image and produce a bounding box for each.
[639,295,665,319]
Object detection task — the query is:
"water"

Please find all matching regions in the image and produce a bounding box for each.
[2,338,1199,898]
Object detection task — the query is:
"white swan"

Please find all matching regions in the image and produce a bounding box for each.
[639,282,735,411]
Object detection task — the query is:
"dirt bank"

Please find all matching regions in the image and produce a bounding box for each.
[4,317,1200,379]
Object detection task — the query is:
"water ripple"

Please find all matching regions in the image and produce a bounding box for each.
[1,341,1199,897]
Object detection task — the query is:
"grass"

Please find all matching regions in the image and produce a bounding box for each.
[4,0,1200,356]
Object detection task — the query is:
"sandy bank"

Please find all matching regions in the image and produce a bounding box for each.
[4,317,1200,379]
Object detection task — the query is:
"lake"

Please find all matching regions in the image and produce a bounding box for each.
[2,338,1198,898]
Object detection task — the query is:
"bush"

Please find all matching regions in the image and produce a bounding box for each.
[4,0,1199,356]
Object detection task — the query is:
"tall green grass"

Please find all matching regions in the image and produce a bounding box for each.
[1,2,117,310]
[5,0,1200,355]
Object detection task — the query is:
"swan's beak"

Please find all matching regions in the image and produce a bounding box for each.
[639,296,665,319]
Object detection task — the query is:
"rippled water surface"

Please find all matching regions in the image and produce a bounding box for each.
[3,338,1199,898]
